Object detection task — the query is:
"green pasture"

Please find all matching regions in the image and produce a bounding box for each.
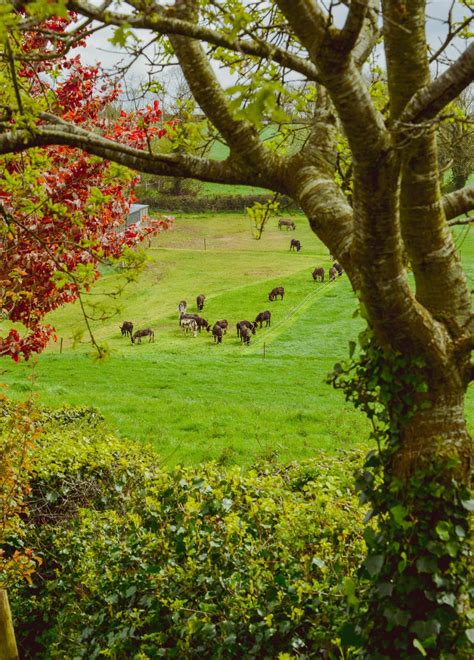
[2,213,473,466]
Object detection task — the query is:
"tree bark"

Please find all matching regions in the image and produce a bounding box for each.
[393,385,472,482]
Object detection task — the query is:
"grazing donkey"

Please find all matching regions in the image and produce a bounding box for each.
[278,218,296,231]
[290,239,301,252]
[312,267,325,282]
[240,325,251,345]
[181,318,198,337]
[333,262,343,277]
[131,328,154,344]
[179,312,199,326]
[195,316,211,332]
[329,267,338,282]
[196,294,206,311]
[212,323,223,344]
[120,321,133,337]
[215,319,228,334]
[178,300,187,316]
[268,287,284,302]
[255,310,271,328]
[236,320,257,337]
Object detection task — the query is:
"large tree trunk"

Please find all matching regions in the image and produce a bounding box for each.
[357,355,472,656]
[394,386,472,482]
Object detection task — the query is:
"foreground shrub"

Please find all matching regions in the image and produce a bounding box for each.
[9,407,366,658]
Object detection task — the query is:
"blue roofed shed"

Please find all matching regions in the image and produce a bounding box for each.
[126,203,149,227]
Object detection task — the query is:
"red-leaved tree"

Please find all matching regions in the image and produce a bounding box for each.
[0,15,172,361]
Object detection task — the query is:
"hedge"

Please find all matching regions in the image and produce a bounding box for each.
[135,190,301,213]
[7,406,367,658]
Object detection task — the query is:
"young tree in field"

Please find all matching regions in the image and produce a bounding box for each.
[437,91,474,191]
[1,1,474,654]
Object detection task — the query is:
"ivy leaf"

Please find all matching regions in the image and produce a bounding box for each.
[364,554,384,577]
[413,638,427,656]
[435,521,451,541]
[410,619,441,639]
[416,557,437,573]
[390,505,408,526]
[454,525,466,538]
[437,592,456,608]
[339,622,363,647]
[460,498,474,512]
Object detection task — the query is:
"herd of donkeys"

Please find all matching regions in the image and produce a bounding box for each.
[120,261,343,346]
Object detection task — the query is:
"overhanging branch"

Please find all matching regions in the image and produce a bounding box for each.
[64,0,321,80]
[0,121,258,187]
[443,185,474,222]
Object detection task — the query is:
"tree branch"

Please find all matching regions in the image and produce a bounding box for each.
[0,120,260,188]
[399,43,474,127]
[64,0,321,80]
[382,0,471,334]
[336,0,369,56]
[164,0,284,188]
[443,186,474,221]
[352,0,380,67]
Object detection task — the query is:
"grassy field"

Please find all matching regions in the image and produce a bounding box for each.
[2,212,473,467]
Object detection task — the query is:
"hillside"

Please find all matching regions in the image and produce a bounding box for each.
[2,212,473,466]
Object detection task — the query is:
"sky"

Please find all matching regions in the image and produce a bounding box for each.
[78,1,472,101]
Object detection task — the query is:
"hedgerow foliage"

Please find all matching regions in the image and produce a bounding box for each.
[6,406,367,658]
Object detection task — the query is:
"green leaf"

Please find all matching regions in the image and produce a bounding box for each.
[339,623,363,648]
[413,638,427,656]
[454,524,466,538]
[410,619,441,639]
[437,592,456,608]
[416,557,437,573]
[311,556,327,571]
[461,498,474,512]
[365,554,384,577]
[390,505,408,525]
[435,521,451,541]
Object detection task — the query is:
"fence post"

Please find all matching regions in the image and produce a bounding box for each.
[0,589,19,660]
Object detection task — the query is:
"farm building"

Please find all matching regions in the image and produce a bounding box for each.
[126,203,149,227]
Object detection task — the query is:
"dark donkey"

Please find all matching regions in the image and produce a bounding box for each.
[215,319,229,334]
[240,325,252,345]
[120,321,133,337]
[255,310,271,328]
[329,267,338,282]
[333,262,343,277]
[212,323,223,344]
[268,287,284,301]
[196,294,206,311]
[312,267,325,282]
[236,320,256,337]
[195,316,211,332]
[290,239,301,252]
[131,328,154,344]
